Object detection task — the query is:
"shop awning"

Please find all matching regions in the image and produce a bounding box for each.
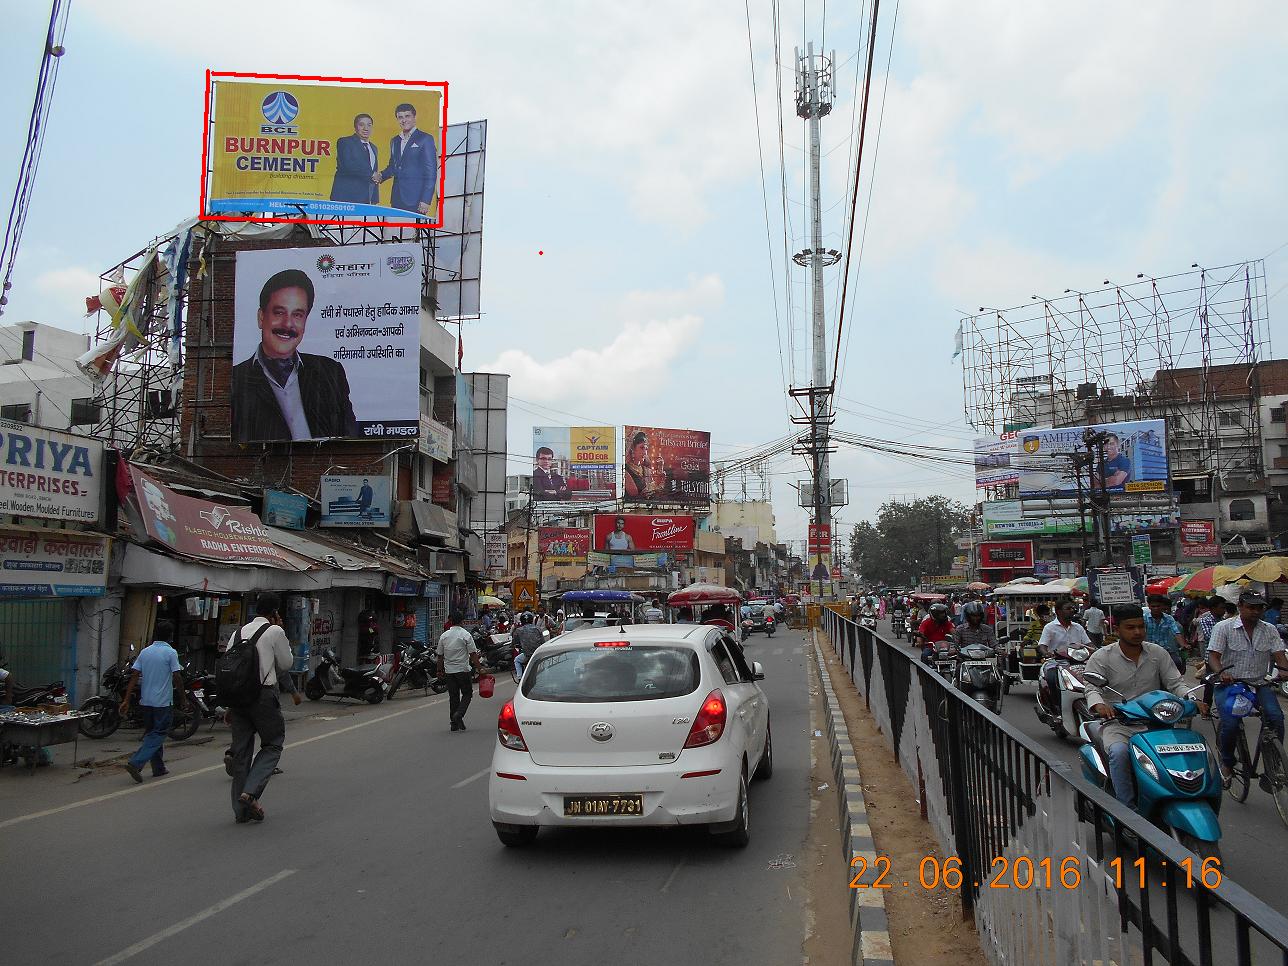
[119,542,383,593]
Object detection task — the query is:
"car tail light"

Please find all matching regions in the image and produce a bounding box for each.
[498,700,527,751]
[594,641,632,648]
[684,689,727,748]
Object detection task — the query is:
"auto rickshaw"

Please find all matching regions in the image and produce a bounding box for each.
[667,583,746,639]
[992,583,1074,689]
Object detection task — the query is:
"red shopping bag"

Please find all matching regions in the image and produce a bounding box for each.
[478,673,495,699]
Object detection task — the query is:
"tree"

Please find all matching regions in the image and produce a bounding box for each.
[849,496,970,586]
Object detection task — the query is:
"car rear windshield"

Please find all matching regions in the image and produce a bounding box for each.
[523,646,700,703]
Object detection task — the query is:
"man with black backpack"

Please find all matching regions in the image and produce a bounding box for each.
[219,593,294,823]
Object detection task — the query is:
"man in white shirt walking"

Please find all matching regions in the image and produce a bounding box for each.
[437,611,481,731]
[227,593,294,823]
[1082,602,1107,646]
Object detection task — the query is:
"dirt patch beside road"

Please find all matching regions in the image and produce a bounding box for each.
[821,641,987,966]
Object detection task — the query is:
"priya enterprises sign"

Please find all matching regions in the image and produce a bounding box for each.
[0,420,102,523]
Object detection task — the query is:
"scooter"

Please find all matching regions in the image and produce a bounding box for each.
[1035,641,1096,741]
[1078,675,1222,860]
[304,647,386,704]
[859,614,877,633]
[955,640,1004,714]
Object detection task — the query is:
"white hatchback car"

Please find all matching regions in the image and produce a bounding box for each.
[488,622,772,847]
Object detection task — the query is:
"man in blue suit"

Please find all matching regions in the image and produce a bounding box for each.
[375,102,437,216]
[330,113,380,204]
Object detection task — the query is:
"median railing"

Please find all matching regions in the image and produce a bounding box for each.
[821,608,1288,965]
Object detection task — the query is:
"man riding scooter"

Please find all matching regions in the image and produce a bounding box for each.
[915,602,954,665]
[1084,604,1206,809]
[1037,600,1093,721]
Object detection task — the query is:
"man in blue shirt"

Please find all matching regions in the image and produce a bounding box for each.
[1143,595,1186,672]
[1094,432,1131,491]
[119,619,188,783]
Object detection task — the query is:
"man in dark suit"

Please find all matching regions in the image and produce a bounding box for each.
[231,269,358,442]
[375,102,437,216]
[329,113,380,204]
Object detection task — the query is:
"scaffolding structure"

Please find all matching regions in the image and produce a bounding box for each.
[961,260,1273,482]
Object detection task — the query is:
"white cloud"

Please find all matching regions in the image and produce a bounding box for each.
[479,274,717,403]
[27,266,101,326]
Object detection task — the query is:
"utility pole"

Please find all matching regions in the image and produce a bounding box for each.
[789,42,839,595]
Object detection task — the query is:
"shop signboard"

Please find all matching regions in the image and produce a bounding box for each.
[1131,534,1153,565]
[431,465,454,508]
[807,524,832,554]
[1180,519,1220,559]
[592,514,695,552]
[974,432,1020,487]
[484,531,506,574]
[0,419,102,523]
[320,475,391,527]
[419,415,453,462]
[1033,559,1059,579]
[1017,419,1168,498]
[538,527,591,566]
[978,540,1035,570]
[231,243,421,442]
[982,500,1085,537]
[622,425,711,506]
[263,489,307,529]
[126,465,302,570]
[531,426,616,502]
[203,75,445,226]
[0,529,109,597]
[587,550,673,571]
[384,575,422,596]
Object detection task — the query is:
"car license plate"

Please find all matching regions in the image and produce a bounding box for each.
[563,794,643,816]
[1155,743,1206,754]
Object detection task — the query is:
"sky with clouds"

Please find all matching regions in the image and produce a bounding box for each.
[1,0,1286,553]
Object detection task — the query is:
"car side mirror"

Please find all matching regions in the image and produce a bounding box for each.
[752,661,765,681]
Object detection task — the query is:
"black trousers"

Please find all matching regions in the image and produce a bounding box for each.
[446,671,473,723]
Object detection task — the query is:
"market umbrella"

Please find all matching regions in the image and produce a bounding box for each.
[1215,556,1288,585]
[1145,575,1182,597]
[477,595,505,607]
[1001,577,1041,586]
[1170,568,1235,597]
[1071,576,1088,595]
[966,581,991,591]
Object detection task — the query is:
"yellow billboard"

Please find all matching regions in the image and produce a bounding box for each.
[203,74,444,226]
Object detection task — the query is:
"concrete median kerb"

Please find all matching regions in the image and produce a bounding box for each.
[812,632,896,966]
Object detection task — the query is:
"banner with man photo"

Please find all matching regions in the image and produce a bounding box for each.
[531,427,617,502]
[622,426,711,506]
[205,76,444,226]
[1016,419,1169,499]
[231,243,421,442]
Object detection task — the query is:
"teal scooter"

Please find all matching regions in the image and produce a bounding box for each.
[1078,673,1223,860]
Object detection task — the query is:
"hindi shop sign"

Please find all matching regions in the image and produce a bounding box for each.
[1180,519,1220,559]
[0,420,102,523]
[128,465,302,570]
[807,524,832,554]
[0,530,109,597]
[978,540,1035,570]
[419,415,453,462]
[231,243,421,443]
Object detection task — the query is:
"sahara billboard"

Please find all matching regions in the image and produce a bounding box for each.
[1017,419,1168,498]
[531,427,617,502]
[537,528,591,566]
[203,74,445,227]
[623,426,711,505]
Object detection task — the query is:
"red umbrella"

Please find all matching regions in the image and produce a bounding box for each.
[1145,575,1182,597]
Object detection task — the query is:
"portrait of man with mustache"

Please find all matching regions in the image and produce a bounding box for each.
[231,269,358,442]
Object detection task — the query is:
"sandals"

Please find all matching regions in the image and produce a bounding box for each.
[238,793,266,822]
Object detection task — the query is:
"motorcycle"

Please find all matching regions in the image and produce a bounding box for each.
[182,667,226,727]
[955,640,1004,714]
[892,612,907,641]
[1078,675,1222,860]
[859,613,877,633]
[386,643,448,699]
[1035,641,1096,741]
[924,643,957,679]
[304,647,386,704]
[77,655,200,740]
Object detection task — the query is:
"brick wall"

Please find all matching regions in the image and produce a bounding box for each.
[181,231,407,493]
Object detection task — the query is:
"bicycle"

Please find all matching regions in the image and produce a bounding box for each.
[1210,675,1288,827]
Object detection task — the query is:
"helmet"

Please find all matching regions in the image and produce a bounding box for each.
[519,611,535,625]
[929,602,949,616]
[963,601,986,620]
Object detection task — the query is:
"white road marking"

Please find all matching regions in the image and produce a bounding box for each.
[660,858,686,893]
[0,697,447,830]
[93,869,297,965]
[451,767,489,789]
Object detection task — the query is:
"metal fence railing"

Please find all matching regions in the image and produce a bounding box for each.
[822,608,1288,965]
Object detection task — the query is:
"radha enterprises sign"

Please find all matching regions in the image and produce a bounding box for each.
[0,420,102,523]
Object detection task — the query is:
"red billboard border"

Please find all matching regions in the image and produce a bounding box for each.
[199,70,449,229]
